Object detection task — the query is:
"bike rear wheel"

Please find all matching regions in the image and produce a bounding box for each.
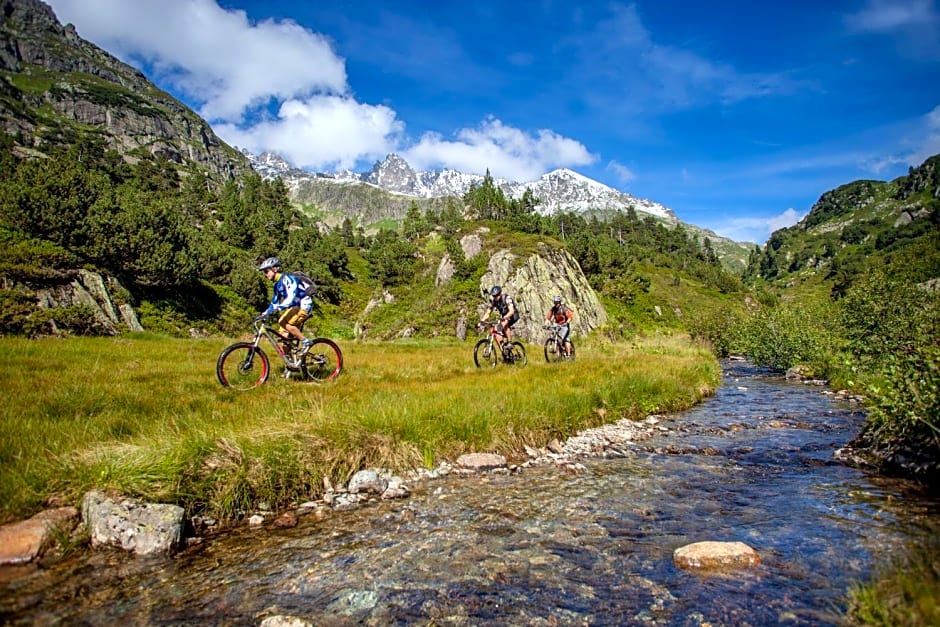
[473,338,497,368]
[506,341,527,366]
[300,338,343,381]
[217,343,270,390]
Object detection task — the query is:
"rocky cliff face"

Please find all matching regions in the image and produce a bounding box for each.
[35,269,143,335]
[0,0,249,182]
[478,244,608,342]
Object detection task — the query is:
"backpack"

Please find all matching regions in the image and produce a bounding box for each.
[292,271,317,296]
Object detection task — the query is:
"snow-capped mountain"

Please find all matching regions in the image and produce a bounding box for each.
[242,150,677,222]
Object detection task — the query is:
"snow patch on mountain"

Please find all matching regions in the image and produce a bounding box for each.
[242,150,676,222]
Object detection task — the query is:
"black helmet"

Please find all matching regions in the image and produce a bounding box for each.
[258,257,280,271]
[553,295,562,304]
[490,285,502,296]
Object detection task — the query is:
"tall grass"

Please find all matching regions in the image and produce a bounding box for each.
[0,333,718,524]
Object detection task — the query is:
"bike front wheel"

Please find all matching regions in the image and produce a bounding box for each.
[544,338,563,363]
[506,341,527,367]
[217,343,270,390]
[473,338,497,368]
[300,338,343,381]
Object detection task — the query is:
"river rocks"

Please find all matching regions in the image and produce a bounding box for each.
[260,616,314,627]
[673,541,761,570]
[456,453,508,472]
[0,507,78,565]
[81,490,184,556]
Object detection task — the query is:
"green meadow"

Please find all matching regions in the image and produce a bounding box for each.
[0,333,719,526]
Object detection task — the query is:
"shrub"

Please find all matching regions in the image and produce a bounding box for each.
[686,305,746,357]
[737,299,838,372]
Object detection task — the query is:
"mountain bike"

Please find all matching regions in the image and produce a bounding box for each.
[216,319,343,390]
[473,321,527,368]
[543,323,575,363]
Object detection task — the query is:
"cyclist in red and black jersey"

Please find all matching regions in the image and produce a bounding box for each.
[545,295,574,358]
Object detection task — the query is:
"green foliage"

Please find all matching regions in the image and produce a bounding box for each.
[52,304,114,336]
[847,535,940,627]
[0,285,49,336]
[366,229,418,286]
[0,227,79,282]
[748,300,839,371]
[0,131,350,333]
[694,298,838,372]
[685,305,747,357]
[839,272,940,462]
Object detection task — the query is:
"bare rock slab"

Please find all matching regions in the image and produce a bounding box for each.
[456,453,508,471]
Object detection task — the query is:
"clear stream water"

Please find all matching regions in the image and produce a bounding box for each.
[1,361,938,626]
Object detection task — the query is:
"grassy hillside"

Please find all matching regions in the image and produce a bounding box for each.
[754,155,940,299]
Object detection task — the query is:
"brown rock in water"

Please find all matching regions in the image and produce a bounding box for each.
[0,507,78,565]
[673,541,760,570]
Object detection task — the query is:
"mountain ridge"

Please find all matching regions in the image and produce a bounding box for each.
[245,149,678,222]
[243,149,755,272]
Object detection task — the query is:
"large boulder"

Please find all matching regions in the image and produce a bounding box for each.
[479,244,608,340]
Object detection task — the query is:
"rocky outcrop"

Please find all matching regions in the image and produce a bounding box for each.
[479,244,608,341]
[0,506,78,565]
[0,0,249,183]
[33,269,143,334]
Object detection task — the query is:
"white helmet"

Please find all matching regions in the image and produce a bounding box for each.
[258,257,280,271]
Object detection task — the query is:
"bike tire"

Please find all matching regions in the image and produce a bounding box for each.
[507,341,527,366]
[300,338,343,382]
[217,343,270,390]
[544,337,563,363]
[567,341,576,361]
[473,338,497,368]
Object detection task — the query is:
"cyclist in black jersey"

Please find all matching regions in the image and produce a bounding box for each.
[479,285,519,354]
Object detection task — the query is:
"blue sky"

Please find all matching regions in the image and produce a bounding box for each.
[46,0,940,243]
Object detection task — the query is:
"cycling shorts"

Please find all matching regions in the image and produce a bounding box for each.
[279,301,312,329]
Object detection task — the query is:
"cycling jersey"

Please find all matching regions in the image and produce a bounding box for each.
[549,304,573,325]
[262,272,312,317]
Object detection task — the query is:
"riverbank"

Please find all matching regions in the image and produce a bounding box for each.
[0,333,720,533]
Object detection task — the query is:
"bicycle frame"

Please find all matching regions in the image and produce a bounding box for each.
[251,321,299,368]
[473,321,527,367]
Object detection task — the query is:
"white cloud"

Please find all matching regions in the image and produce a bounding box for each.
[46,0,347,122]
[215,97,404,171]
[45,0,599,181]
[845,0,938,33]
[904,104,940,166]
[574,4,804,113]
[403,117,596,181]
[844,0,940,58]
[606,161,636,184]
[710,208,805,244]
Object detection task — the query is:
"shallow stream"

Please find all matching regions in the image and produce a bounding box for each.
[2,360,937,625]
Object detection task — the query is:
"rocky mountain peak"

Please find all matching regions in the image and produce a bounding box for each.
[364,153,420,193]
